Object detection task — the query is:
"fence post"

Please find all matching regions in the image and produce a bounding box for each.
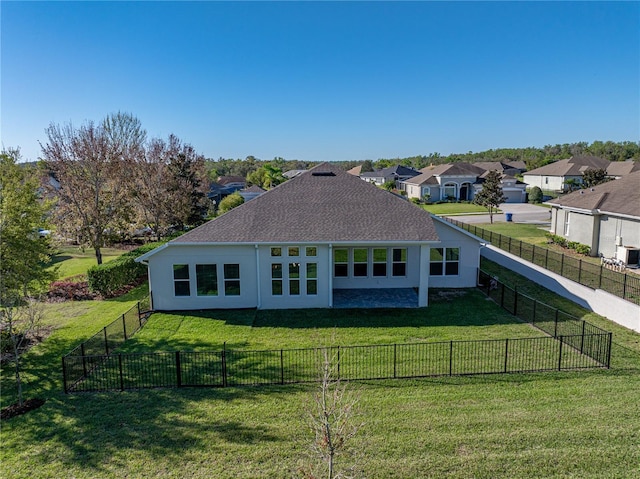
[501,282,505,308]
[519,240,522,258]
[393,344,397,379]
[175,351,182,387]
[504,339,509,373]
[508,236,512,253]
[81,343,88,377]
[606,333,613,369]
[449,341,454,376]
[138,302,143,328]
[280,349,284,385]
[513,288,518,316]
[554,309,559,337]
[545,248,549,269]
[119,354,124,391]
[532,300,537,325]
[337,346,341,380]
[221,349,227,387]
[578,259,582,284]
[598,265,603,289]
[623,274,628,300]
[62,357,68,394]
[122,314,127,341]
[558,336,564,371]
[580,321,586,354]
[104,327,109,355]
[560,254,565,276]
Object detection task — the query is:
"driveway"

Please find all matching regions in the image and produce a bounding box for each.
[444,203,552,225]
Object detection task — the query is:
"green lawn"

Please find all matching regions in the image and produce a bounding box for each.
[475,222,551,245]
[2,281,639,478]
[420,203,500,215]
[46,246,127,280]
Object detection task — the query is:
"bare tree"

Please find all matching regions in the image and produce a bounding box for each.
[298,347,363,479]
[1,297,45,406]
[41,113,146,264]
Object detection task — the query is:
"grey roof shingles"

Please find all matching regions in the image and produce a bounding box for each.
[546,171,640,217]
[174,162,440,244]
[525,156,610,177]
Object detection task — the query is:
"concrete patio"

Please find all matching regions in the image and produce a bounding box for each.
[332,288,419,308]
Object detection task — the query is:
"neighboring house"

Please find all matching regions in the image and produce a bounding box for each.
[605,159,640,179]
[238,185,266,202]
[472,161,522,177]
[136,163,484,311]
[403,163,527,203]
[546,171,640,262]
[346,165,362,176]
[359,165,420,186]
[522,156,610,192]
[217,176,247,192]
[473,171,527,204]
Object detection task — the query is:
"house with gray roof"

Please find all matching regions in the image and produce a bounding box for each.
[359,165,420,187]
[523,156,610,193]
[136,163,484,310]
[546,171,640,262]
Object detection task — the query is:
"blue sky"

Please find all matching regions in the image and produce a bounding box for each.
[2,1,639,163]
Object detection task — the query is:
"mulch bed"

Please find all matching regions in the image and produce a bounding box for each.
[1,398,46,420]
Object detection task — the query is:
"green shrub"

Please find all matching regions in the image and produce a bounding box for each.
[574,244,591,255]
[87,241,166,297]
[410,197,421,205]
[529,186,543,204]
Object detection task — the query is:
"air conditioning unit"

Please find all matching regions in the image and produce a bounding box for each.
[617,246,640,268]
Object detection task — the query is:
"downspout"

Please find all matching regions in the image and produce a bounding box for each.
[328,244,333,308]
[255,245,261,309]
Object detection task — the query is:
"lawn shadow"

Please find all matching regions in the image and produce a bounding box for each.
[2,386,287,476]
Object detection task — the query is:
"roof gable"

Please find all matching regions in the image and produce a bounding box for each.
[174,162,440,244]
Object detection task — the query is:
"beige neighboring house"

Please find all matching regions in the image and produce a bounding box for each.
[605,159,640,179]
[402,162,527,203]
[523,156,610,192]
[346,165,362,175]
[546,171,640,263]
[136,163,484,311]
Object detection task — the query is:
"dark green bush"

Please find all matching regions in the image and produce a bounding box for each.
[87,241,166,297]
[529,186,543,204]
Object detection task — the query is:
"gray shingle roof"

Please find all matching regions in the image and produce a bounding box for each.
[546,171,640,217]
[174,162,440,243]
[525,156,610,176]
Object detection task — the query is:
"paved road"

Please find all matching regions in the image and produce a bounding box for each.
[443,203,552,225]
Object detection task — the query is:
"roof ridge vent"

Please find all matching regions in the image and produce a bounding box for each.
[311,171,335,177]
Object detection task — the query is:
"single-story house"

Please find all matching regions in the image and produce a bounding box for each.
[546,171,640,262]
[217,176,247,192]
[605,159,640,179]
[359,165,420,186]
[523,156,610,193]
[136,163,485,310]
[402,163,528,203]
[472,161,523,177]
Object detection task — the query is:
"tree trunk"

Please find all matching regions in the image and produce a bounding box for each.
[13,337,23,406]
[95,247,103,265]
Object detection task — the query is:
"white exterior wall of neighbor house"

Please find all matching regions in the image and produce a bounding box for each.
[552,209,596,249]
[146,244,259,311]
[523,174,581,192]
[429,218,482,288]
[599,215,640,259]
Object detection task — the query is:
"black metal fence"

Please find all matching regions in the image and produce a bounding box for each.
[478,269,612,367]
[62,295,151,393]
[62,286,611,393]
[444,217,640,305]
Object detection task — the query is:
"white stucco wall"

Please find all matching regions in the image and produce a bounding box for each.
[599,215,640,258]
[524,175,568,192]
[146,244,259,311]
[430,219,482,288]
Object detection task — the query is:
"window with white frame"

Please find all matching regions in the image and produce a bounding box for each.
[564,212,570,236]
[353,248,368,277]
[223,264,241,296]
[443,183,457,199]
[392,248,407,276]
[271,263,283,295]
[196,264,218,296]
[306,263,317,295]
[173,264,190,296]
[373,248,387,276]
[334,248,348,277]
[429,247,460,276]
